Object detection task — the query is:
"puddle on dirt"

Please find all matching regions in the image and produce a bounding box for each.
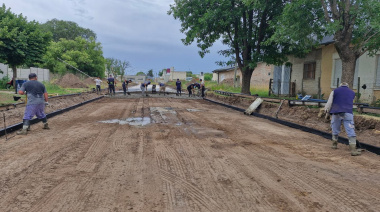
[187,109,201,112]
[150,107,177,114]
[99,117,151,126]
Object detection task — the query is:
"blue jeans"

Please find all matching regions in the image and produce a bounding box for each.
[331,113,356,137]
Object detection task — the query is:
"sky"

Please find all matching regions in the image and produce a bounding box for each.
[2,0,229,75]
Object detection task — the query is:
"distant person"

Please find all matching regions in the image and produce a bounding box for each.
[141,79,151,96]
[159,82,166,95]
[187,84,194,97]
[324,82,361,156]
[94,77,102,94]
[176,79,182,96]
[17,73,49,135]
[200,79,205,98]
[122,79,132,95]
[107,75,116,96]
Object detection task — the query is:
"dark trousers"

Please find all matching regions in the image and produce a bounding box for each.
[109,85,115,94]
[96,85,101,93]
[201,87,205,97]
[187,88,192,97]
[177,87,181,95]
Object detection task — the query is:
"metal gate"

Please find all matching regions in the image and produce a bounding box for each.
[272,65,291,95]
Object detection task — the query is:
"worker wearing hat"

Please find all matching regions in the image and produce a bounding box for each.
[324,82,361,156]
[17,73,50,135]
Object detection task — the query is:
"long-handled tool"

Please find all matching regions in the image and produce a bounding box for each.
[3,112,7,140]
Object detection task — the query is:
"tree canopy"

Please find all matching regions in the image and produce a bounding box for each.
[169,0,297,94]
[0,4,51,91]
[43,37,105,78]
[269,0,380,87]
[41,18,97,42]
[147,69,154,77]
[105,58,130,81]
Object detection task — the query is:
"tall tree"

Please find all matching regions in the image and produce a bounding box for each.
[41,18,97,42]
[269,0,380,88]
[169,0,295,94]
[43,37,105,77]
[0,4,52,92]
[105,58,130,81]
[147,69,154,77]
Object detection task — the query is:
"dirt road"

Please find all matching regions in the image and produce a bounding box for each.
[0,97,379,212]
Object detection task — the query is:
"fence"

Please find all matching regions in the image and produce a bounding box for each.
[0,63,50,82]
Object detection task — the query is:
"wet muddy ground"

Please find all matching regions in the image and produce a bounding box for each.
[0,95,379,211]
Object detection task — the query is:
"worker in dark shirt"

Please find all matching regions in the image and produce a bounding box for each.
[187,84,194,97]
[176,79,182,96]
[107,75,116,96]
[122,79,132,95]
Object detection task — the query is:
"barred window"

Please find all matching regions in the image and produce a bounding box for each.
[303,62,316,79]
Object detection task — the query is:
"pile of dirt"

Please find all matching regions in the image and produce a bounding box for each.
[220,78,235,86]
[55,73,88,88]
[206,92,380,147]
[83,77,96,86]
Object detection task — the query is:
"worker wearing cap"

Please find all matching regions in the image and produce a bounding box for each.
[176,79,182,96]
[324,82,361,156]
[17,73,49,135]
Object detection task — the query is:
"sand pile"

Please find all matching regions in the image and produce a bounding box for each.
[83,77,96,86]
[55,73,88,88]
[221,78,234,86]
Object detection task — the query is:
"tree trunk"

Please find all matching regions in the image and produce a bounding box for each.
[240,68,254,94]
[12,66,17,94]
[334,42,358,88]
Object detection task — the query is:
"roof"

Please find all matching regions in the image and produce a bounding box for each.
[319,35,335,46]
[212,67,235,73]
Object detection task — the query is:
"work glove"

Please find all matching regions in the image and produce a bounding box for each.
[45,102,50,106]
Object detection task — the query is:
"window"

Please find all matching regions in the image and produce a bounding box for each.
[376,55,380,87]
[303,62,316,79]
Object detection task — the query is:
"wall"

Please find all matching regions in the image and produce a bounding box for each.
[320,44,336,99]
[251,63,273,89]
[0,63,50,82]
[214,63,273,89]
[169,71,186,81]
[288,49,322,96]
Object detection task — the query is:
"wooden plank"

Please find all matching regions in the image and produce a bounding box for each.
[361,107,380,115]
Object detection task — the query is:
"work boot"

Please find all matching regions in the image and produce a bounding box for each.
[348,137,361,156]
[17,120,29,135]
[17,128,28,135]
[42,117,50,129]
[43,122,50,129]
[331,135,338,149]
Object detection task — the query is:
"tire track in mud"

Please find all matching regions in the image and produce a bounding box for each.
[76,104,129,173]
[160,169,222,212]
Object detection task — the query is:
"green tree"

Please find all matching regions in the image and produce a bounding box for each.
[158,69,166,77]
[204,73,213,81]
[105,58,130,81]
[147,69,154,77]
[0,4,52,92]
[186,71,193,77]
[136,71,145,76]
[43,37,105,77]
[169,0,295,94]
[41,18,97,42]
[269,0,380,88]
